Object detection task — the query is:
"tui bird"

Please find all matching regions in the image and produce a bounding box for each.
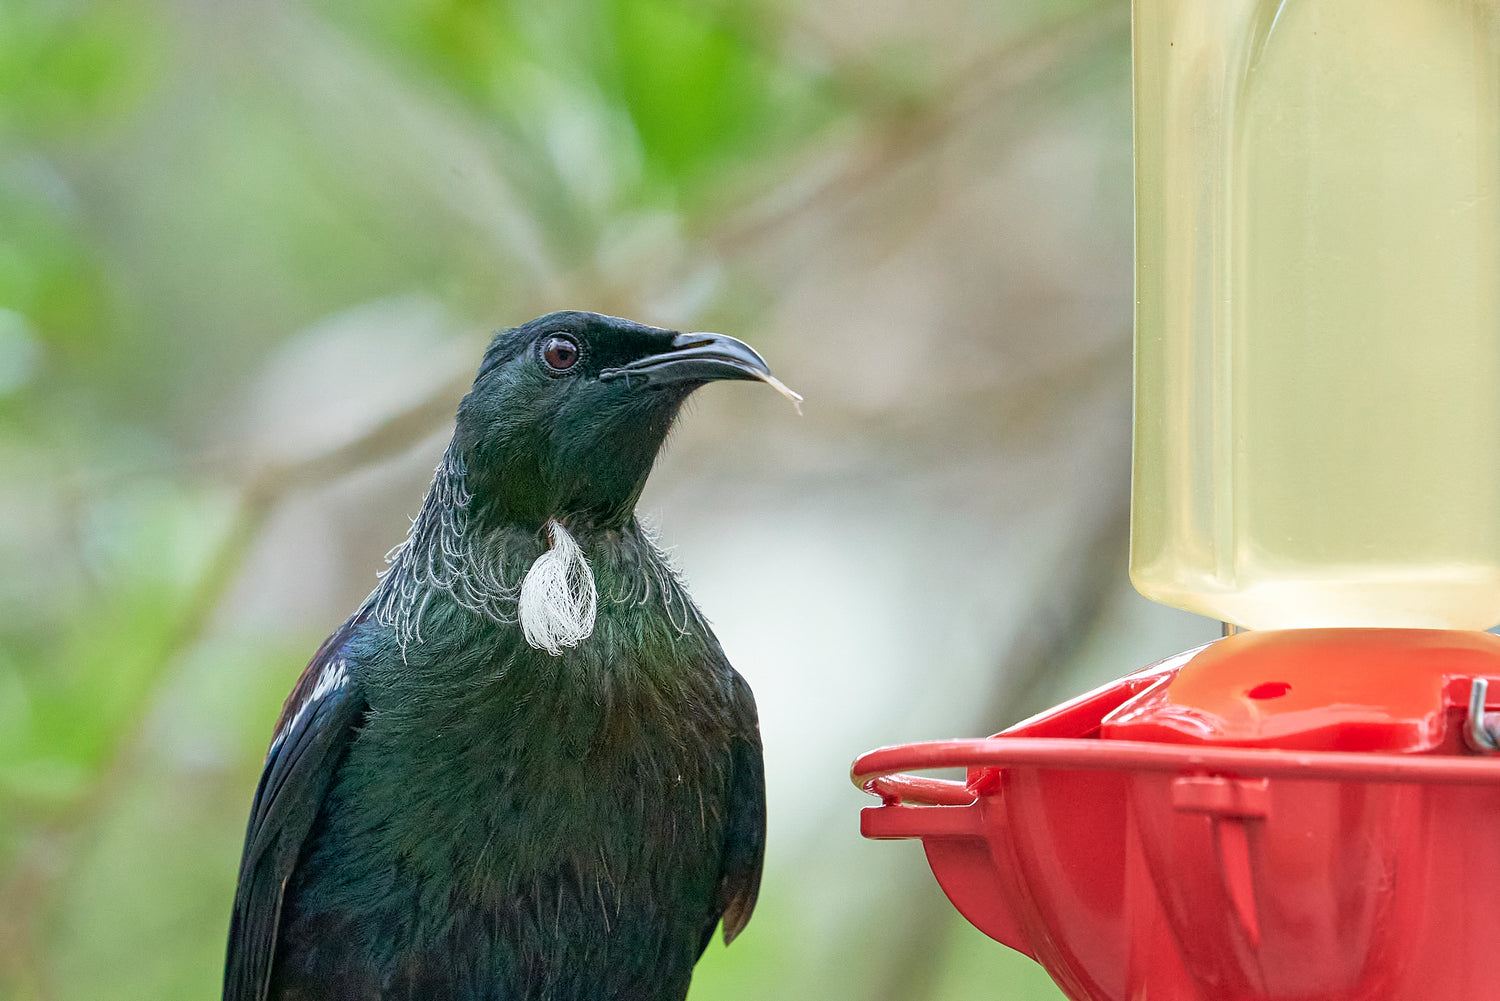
[225,311,798,1001]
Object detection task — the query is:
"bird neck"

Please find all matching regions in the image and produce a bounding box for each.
[362,443,524,652]
[360,442,686,658]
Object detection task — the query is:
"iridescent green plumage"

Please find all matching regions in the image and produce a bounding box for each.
[226,312,773,1001]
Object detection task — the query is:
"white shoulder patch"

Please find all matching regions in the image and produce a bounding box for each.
[270,659,349,752]
[310,659,350,701]
[519,520,598,656]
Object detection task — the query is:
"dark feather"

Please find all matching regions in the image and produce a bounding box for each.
[225,619,369,1001]
[711,673,766,948]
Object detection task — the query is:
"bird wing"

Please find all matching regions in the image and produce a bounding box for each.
[710,669,767,949]
[224,621,368,1001]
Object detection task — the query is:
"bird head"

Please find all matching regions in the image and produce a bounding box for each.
[454,311,798,530]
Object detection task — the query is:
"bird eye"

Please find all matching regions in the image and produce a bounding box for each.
[541,335,580,373]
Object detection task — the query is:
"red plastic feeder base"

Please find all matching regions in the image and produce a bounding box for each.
[853,629,1500,1001]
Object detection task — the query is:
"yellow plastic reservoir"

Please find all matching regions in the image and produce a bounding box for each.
[1130,0,1500,629]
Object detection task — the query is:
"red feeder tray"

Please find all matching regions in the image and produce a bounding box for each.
[853,628,1500,1001]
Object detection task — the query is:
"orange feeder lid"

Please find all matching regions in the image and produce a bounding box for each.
[1098,627,1500,753]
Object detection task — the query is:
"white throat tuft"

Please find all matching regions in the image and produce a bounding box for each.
[519,520,598,656]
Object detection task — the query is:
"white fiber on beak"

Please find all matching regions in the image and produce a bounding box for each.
[519,520,598,656]
[754,372,803,415]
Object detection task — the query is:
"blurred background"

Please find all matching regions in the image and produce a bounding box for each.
[0,0,1219,998]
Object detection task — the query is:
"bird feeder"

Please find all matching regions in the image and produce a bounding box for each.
[854,2,1500,998]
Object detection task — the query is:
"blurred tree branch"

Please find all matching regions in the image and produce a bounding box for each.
[700,1,1128,261]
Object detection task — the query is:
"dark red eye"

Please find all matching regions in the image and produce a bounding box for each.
[541,335,580,372]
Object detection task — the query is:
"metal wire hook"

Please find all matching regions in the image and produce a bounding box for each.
[1465,678,1500,753]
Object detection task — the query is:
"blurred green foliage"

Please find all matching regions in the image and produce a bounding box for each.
[0,0,1131,997]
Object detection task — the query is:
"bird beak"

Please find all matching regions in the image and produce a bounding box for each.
[600,332,803,411]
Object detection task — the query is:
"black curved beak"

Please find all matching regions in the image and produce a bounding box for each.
[601,332,771,385]
[600,332,802,409]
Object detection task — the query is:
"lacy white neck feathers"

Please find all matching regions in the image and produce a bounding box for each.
[367,446,517,652]
[365,447,600,657]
